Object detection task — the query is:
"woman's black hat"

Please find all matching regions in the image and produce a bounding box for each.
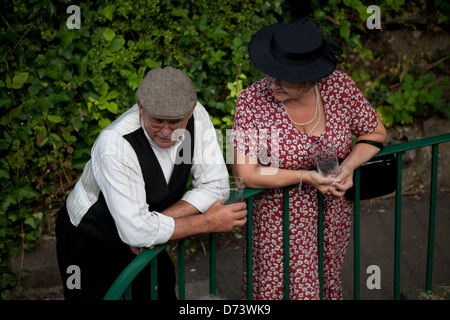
[248,19,343,82]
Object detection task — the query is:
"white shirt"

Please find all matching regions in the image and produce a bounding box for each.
[66,103,228,247]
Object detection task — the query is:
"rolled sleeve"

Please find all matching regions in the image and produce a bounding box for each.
[135,210,174,246]
[181,177,228,213]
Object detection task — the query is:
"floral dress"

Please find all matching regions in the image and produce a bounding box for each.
[231,70,379,300]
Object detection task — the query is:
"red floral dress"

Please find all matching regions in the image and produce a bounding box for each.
[231,70,379,300]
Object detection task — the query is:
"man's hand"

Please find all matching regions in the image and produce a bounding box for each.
[203,200,247,233]
[170,200,247,241]
[130,246,145,255]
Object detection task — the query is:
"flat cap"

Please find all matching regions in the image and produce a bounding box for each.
[137,66,197,119]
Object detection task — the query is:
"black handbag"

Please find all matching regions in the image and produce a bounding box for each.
[346,140,397,200]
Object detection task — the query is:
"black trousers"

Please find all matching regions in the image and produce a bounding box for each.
[55,205,177,300]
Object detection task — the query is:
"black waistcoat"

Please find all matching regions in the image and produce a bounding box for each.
[77,116,195,244]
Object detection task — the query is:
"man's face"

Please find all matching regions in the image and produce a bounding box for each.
[138,101,193,148]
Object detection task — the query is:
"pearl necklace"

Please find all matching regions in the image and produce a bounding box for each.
[283,85,321,135]
[308,100,321,135]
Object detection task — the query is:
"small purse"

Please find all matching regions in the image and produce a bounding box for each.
[346,140,397,200]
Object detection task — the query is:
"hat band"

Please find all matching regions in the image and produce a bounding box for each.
[269,38,324,66]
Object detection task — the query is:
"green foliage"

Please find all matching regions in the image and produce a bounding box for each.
[379,73,450,126]
[0,0,448,299]
[312,0,449,127]
[349,68,450,127]
[0,0,283,298]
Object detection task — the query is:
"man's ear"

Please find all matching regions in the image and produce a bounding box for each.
[137,99,145,117]
[188,105,196,118]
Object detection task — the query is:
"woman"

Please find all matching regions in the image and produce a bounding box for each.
[231,20,386,300]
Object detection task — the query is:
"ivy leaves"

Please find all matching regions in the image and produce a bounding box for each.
[380,73,450,126]
[0,0,283,299]
[1,0,447,300]
[4,72,29,90]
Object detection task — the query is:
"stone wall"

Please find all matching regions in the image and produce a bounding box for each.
[386,115,450,192]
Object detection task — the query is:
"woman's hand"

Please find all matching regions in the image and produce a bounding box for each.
[306,170,337,195]
[329,163,355,197]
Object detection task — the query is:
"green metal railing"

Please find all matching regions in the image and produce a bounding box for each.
[104,133,450,300]
[360,132,450,300]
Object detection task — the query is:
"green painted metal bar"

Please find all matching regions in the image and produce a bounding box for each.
[426,144,439,291]
[209,232,217,297]
[103,244,168,300]
[283,187,290,300]
[244,188,265,199]
[317,192,324,300]
[394,152,403,300]
[377,133,450,156]
[245,194,254,300]
[150,256,158,300]
[124,284,132,300]
[353,167,361,300]
[178,239,186,300]
[104,135,450,301]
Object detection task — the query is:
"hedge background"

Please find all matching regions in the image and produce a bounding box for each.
[0,0,448,299]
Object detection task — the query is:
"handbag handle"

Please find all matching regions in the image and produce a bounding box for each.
[355,140,384,151]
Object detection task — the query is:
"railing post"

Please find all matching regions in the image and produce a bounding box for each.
[124,284,132,300]
[283,187,290,300]
[426,144,439,291]
[394,152,403,300]
[104,244,168,300]
[178,240,186,300]
[150,256,158,300]
[209,233,217,297]
[353,167,361,300]
[317,192,324,300]
[246,196,253,300]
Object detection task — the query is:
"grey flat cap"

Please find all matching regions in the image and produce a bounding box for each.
[137,66,197,119]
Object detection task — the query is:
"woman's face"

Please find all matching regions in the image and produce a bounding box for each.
[265,75,314,102]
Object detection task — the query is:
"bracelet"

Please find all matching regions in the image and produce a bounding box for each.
[298,170,303,190]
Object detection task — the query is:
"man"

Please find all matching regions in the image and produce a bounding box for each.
[56,66,247,300]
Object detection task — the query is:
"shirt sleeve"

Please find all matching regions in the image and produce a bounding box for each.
[91,130,175,247]
[181,103,230,213]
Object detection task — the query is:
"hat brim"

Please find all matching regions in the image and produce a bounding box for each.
[248,24,337,82]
